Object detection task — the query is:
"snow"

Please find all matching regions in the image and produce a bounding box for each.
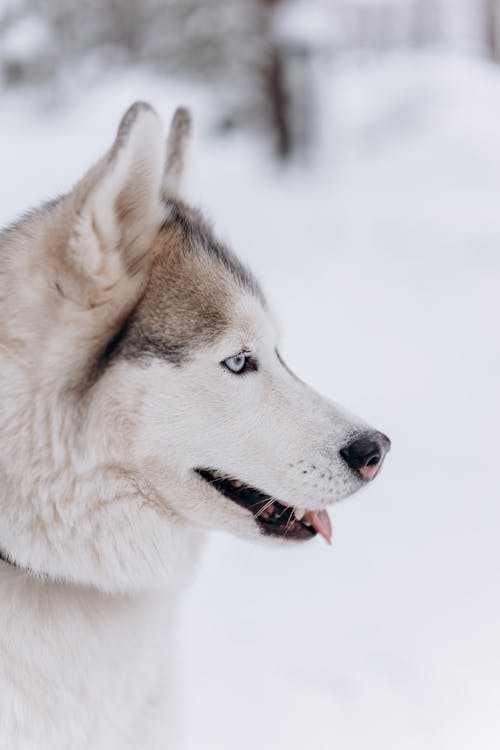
[0,14,51,61]
[272,0,335,48]
[1,52,499,749]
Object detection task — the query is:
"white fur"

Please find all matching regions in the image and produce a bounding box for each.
[0,103,380,748]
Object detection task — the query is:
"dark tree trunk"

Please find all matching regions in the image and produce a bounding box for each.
[258,0,292,159]
[265,43,293,159]
[485,0,500,62]
[257,0,319,160]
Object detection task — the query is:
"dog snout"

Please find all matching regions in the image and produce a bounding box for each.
[340,432,391,481]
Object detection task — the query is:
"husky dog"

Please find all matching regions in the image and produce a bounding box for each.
[0,103,389,749]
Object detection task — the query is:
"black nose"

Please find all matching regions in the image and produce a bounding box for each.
[340,432,390,480]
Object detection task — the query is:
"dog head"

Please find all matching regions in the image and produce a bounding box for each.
[0,103,389,588]
[104,198,390,546]
[89,104,390,547]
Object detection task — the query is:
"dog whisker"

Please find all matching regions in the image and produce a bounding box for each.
[284,509,296,535]
[277,504,290,520]
[253,497,277,519]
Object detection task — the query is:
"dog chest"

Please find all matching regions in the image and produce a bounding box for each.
[0,570,178,750]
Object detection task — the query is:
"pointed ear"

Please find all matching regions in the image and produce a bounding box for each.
[69,102,165,286]
[162,106,192,198]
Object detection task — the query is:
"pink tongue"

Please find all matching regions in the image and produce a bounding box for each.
[304,509,332,545]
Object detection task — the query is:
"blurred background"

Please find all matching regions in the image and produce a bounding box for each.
[1,1,499,748]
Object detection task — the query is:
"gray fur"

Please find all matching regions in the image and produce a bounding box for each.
[104,199,266,367]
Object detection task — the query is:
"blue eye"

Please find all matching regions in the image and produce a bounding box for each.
[223,354,247,374]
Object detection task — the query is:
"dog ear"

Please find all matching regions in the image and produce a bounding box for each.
[162,106,192,198]
[69,102,165,286]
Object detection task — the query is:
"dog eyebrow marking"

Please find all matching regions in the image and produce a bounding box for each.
[97,310,188,369]
[118,330,186,366]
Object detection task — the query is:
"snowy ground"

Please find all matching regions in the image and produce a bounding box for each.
[1,52,499,749]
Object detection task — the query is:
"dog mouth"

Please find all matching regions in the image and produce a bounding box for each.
[195,469,332,543]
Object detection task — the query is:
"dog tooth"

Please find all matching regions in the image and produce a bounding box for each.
[294,508,305,521]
